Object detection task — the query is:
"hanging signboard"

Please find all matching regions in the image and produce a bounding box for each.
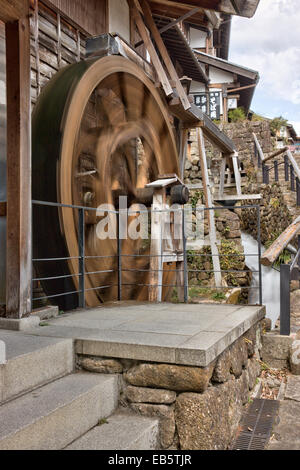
[194,92,221,120]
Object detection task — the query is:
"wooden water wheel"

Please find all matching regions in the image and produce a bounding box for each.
[32,55,179,310]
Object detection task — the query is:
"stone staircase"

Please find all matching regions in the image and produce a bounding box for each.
[0,331,159,450]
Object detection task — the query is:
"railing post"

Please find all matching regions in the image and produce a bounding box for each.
[297,178,300,206]
[78,208,85,309]
[285,155,289,181]
[256,144,261,168]
[254,141,257,162]
[265,164,269,184]
[257,205,263,305]
[117,209,122,301]
[274,160,279,182]
[291,165,295,191]
[262,162,266,183]
[262,163,269,184]
[182,207,188,303]
[280,263,290,336]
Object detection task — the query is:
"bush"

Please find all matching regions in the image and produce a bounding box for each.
[269,116,288,136]
[228,107,246,122]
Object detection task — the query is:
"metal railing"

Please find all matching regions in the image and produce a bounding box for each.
[32,200,262,309]
[253,137,300,207]
[279,236,300,336]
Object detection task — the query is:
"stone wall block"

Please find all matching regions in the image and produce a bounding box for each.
[175,378,244,450]
[78,356,123,374]
[131,403,175,449]
[125,385,176,404]
[247,358,261,390]
[289,340,300,375]
[124,363,214,392]
[261,333,293,369]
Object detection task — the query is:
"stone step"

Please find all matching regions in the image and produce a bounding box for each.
[0,331,74,403]
[65,410,159,450]
[0,372,120,450]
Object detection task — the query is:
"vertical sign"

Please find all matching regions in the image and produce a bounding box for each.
[194,92,221,120]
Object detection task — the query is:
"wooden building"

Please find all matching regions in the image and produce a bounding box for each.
[0,0,260,319]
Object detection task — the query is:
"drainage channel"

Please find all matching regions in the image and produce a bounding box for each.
[233,398,279,450]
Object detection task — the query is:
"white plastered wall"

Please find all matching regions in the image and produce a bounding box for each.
[209,66,234,84]
[189,27,207,48]
[108,0,130,43]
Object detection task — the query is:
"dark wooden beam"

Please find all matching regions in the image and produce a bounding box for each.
[0,202,6,217]
[0,0,29,22]
[5,15,32,318]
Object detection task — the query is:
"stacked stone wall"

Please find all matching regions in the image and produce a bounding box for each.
[77,321,263,450]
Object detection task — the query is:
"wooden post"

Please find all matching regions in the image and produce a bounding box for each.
[179,128,189,180]
[197,128,222,288]
[218,157,226,199]
[149,190,164,302]
[232,152,242,196]
[5,15,32,318]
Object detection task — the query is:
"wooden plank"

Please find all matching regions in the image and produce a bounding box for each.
[263,146,289,163]
[232,152,242,196]
[215,194,262,201]
[227,83,257,94]
[218,157,226,199]
[261,217,300,267]
[57,12,62,68]
[5,16,32,318]
[287,149,300,181]
[252,132,265,163]
[0,202,6,217]
[139,0,191,110]
[194,49,258,80]
[127,0,173,97]
[197,127,222,287]
[42,0,107,36]
[33,0,41,95]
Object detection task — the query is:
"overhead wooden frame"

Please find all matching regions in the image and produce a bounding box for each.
[147,0,260,18]
[128,0,173,97]
[138,0,191,110]
[0,0,29,22]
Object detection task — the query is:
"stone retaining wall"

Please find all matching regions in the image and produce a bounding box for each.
[77,321,263,450]
[240,182,292,245]
[184,121,275,187]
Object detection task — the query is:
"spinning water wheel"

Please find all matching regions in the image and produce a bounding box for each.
[32,55,179,310]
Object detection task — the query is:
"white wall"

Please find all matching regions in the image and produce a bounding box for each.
[209,66,233,84]
[108,0,130,42]
[189,27,207,49]
[190,80,206,94]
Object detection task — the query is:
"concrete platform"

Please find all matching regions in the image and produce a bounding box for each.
[25,302,265,367]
